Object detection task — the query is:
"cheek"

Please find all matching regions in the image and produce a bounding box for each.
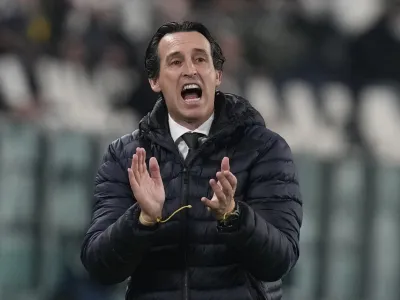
[158,74,177,94]
[202,68,216,81]
[203,70,220,89]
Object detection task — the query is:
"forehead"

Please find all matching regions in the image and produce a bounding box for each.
[157,31,212,60]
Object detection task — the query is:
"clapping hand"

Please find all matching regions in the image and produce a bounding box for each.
[201,157,237,220]
[128,147,165,224]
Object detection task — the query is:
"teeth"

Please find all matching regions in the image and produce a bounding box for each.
[184,97,201,102]
[183,84,200,90]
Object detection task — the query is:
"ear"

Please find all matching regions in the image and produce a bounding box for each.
[215,70,222,87]
[149,78,161,92]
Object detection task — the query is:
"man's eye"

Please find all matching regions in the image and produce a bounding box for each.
[196,57,206,62]
[171,60,181,65]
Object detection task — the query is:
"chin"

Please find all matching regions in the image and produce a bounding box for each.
[176,98,213,123]
[178,109,206,122]
[182,112,204,121]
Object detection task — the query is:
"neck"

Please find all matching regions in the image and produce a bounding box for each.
[178,120,204,131]
[171,114,212,131]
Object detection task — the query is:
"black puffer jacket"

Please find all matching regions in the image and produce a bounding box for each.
[81,92,303,300]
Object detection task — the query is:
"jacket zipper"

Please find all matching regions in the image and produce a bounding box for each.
[182,167,190,300]
[146,133,221,300]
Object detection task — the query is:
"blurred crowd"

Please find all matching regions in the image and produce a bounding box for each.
[1,1,400,300]
[1,0,400,163]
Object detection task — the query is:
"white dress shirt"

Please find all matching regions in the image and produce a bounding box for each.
[168,113,214,159]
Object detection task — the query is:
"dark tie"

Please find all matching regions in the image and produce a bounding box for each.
[181,132,206,159]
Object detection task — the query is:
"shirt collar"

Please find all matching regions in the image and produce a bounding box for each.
[168,113,214,143]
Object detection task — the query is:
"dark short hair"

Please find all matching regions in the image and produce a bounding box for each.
[144,21,226,79]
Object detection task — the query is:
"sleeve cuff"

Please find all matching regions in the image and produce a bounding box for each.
[216,201,242,233]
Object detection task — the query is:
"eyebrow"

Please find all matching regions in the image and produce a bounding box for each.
[192,48,208,56]
[165,48,209,61]
[166,51,182,61]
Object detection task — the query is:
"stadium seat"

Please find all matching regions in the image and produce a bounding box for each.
[359,85,400,165]
[0,55,32,109]
[44,132,94,233]
[0,231,34,293]
[320,82,353,129]
[367,166,400,300]
[245,76,281,129]
[0,123,40,224]
[281,80,347,158]
[324,158,365,300]
[288,156,323,300]
[330,0,383,34]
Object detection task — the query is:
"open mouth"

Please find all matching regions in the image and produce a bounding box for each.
[181,83,202,102]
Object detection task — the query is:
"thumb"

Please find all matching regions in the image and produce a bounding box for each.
[221,157,230,172]
[149,157,162,182]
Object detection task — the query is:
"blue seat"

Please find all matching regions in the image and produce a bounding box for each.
[44,132,94,232]
[367,166,400,300]
[324,158,364,300]
[0,232,34,292]
[0,123,39,224]
[289,156,322,300]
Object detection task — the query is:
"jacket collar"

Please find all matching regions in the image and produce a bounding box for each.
[168,113,214,143]
[138,91,265,146]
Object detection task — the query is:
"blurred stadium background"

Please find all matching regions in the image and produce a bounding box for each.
[1,0,400,299]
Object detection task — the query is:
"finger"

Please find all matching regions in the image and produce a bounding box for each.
[137,148,143,174]
[209,179,226,202]
[216,172,233,198]
[128,168,139,190]
[149,157,162,184]
[221,157,230,172]
[130,153,135,169]
[201,197,219,210]
[132,152,140,182]
[137,148,142,173]
[223,171,237,189]
[140,148,147,175]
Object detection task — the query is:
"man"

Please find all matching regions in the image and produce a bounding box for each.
[81,21,302,300]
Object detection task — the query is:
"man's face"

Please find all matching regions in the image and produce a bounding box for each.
[149,31,222,128]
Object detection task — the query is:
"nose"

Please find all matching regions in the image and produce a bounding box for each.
[182,60,197,77]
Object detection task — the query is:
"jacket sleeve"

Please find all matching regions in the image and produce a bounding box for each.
[219,133,303,282]
[80,142,158,285]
